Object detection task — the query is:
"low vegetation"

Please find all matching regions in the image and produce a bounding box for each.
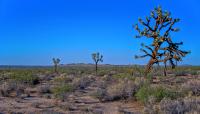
[9,71,39,85]
[95,79,137,102]
[0,65,199,113]
[136,84,183,104]
[52,84,73,101]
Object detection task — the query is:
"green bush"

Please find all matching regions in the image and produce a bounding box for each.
[135,84,182,104]
[10,71,39,85]
[52,84,73,100]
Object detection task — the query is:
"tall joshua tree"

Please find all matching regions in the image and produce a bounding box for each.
[92,52,103,75]
[52,58,60,73]
[134,6,190,76]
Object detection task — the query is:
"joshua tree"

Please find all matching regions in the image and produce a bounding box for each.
[52,58,60,73]
[92,52,103,75]
[134,6,190,76]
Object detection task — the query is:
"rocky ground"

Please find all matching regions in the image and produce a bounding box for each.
[0,67,200,114]
[0,74,143,114]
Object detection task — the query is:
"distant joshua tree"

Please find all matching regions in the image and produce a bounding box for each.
[52,58,60,73]
[133,6,190,76]
[92,52,103,75]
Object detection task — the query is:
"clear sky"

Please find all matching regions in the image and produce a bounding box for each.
[0,0,199,65]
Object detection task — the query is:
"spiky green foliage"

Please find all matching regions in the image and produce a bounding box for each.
[52,58,60,73]
[92,52,103,75]
[133,6,190,76]
[136,84,183,104]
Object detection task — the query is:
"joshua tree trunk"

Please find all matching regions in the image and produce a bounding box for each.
[145,59,154,76]
[54,64,58,73]
[145,46,160,76]
[164,61,167,76]
[95,62,98,75]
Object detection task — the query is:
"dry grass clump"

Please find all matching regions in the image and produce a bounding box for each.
[182,80,200,96]
[95,79,137,102]
[52,74,74,84]
[96,73,144,102]
[159,97,200,114]
[0,81,26,97]
[51,75,94,101]
[143,97,200,114]
[143,96,159,114]
[72,76,94,90]
[38,84,51,94]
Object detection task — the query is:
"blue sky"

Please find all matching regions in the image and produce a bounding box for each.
[0,0,199,65]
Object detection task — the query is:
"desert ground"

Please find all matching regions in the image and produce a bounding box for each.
[0,64,199,114]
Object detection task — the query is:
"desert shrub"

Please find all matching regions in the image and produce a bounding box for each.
[95,76,144,102]
[97,69,109,76]
[174,70,188,76]
[188,70,198,75]
[135,84,153,103]
[38,84,51,94]
[143,96,160,114]
[136,84,182,104]
[174,77,187,84]
[0,81,26,97]
[104,82,124,101]
[0,82,12,97]
[95,88,107,101]
[72,76,93,90]
[134,77,145,89]
[112,73,135,81]
[52,84,73,100]
[102,74,113,82]
[160,98,200,114]
[10,71,39,85]
[94,80,107,101]
[182,80,200,96]
[53,75,73,84]
[95,79,136,101]
[132,65,146,77]
[151,66,165,77]
[197,71,200,75]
